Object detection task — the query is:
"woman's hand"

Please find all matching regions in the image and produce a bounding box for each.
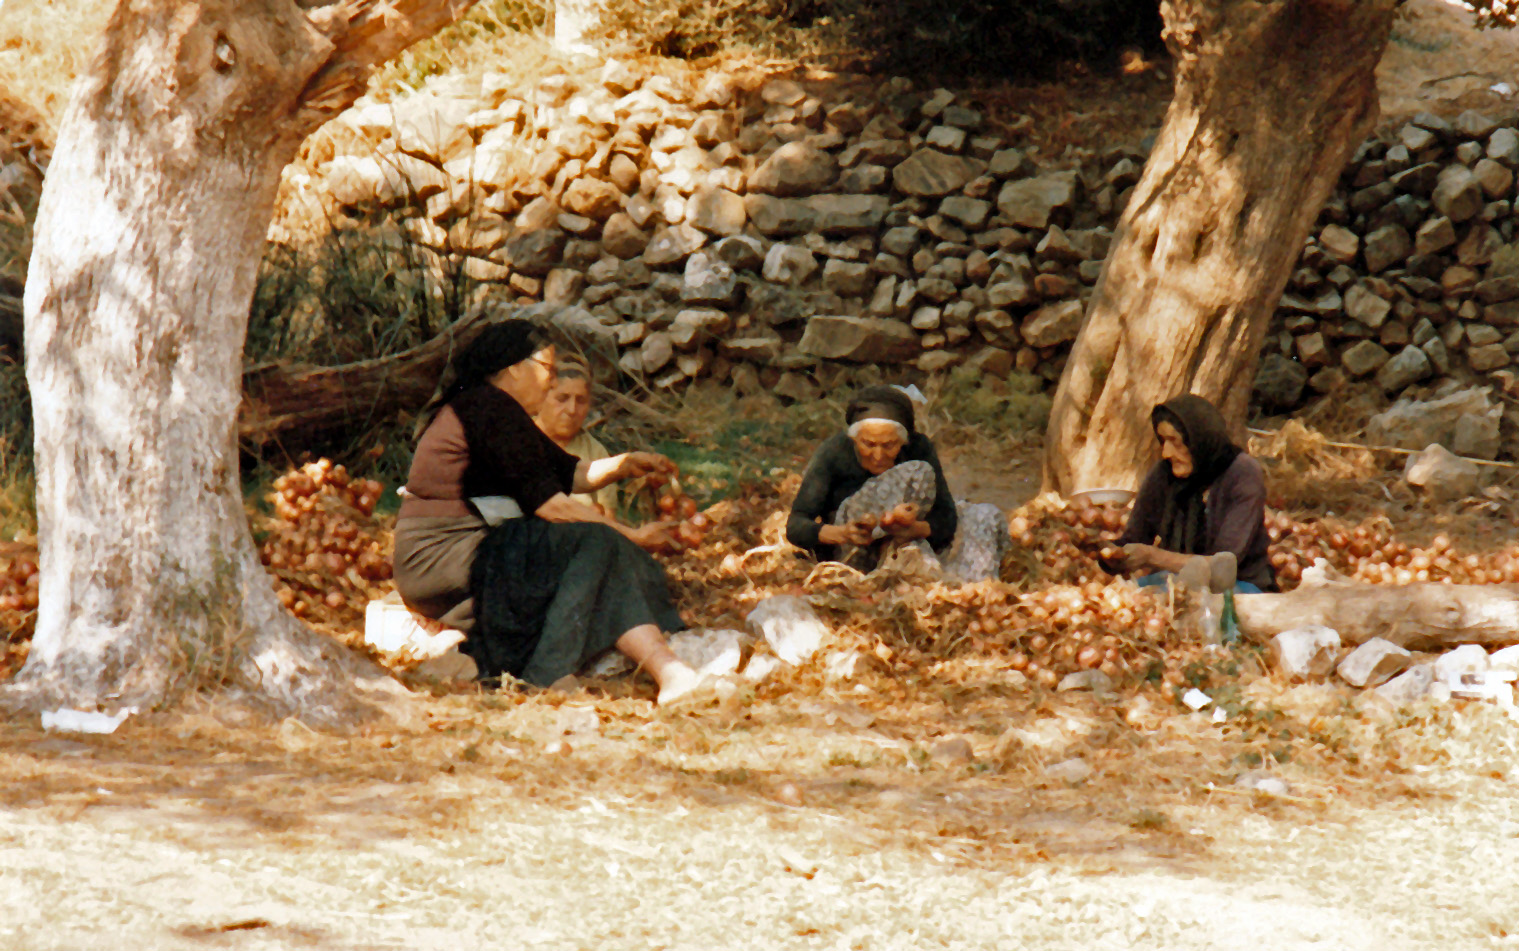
[818,516,876,547]
[880,503,929,540]
[618,452,676,482]
[629,520,680,552]
[1120,543,1165,573]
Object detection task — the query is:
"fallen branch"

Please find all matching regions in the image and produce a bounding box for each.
[1236,581,1519,650]
[1246,427,1519,470]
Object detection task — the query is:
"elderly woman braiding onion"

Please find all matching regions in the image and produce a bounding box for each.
[786,385,1010,581]
[392,321,711,704]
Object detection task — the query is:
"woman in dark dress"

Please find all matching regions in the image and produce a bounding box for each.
[393,321,707,703]
[1106,394,1278,593]
[786,385,1009,580]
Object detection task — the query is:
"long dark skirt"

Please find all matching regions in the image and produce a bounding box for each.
[468,519,684,685]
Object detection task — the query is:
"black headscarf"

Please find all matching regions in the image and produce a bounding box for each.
[443,320,546,405]
[413,320,546,441]
[1149,394,1242,555]
[845,385,917,432]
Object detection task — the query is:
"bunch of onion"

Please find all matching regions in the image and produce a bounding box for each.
[1265,511,1519,588]
[259,459,390,621]
[1006,497,1129,587]
[989,580,1174,686]
[0,554,39,614]
[646,475,711,551]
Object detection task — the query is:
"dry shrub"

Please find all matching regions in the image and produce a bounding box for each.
[1248,420,1386,516]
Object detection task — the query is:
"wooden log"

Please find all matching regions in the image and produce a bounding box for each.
[1236,583,1519,650]
[238,307,492,445]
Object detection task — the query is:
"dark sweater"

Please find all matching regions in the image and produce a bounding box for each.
[400,385,579,520]
[1117,453,1278,591]
[786,431,958,559]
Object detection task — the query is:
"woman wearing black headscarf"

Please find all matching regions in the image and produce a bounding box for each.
[786,384,1009,580]
[1108,394,1277,592]
[393,321,709,703]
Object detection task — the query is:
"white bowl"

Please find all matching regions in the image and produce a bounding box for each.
[1069,488,1136,507]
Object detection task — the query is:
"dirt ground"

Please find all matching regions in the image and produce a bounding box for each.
[2,676,1517,951]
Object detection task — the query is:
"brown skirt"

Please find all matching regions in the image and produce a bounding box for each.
[392,515,487,633]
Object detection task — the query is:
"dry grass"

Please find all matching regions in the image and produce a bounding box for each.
[0,0,112,139]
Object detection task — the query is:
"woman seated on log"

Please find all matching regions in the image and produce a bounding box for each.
[786,384,1010,581]
[392,321,707,704]
[534,355,618,516]
[1105,394,1278,593]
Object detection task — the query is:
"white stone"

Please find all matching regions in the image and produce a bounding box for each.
[1375,663,1435,706]
[1434,644,1490,688]
[1336,638,1412,688]
[746,595,828,666]
[667,628,746,677]
[1404,443,1480,500]
[364,595,464,660]
[1268,625,1341,681]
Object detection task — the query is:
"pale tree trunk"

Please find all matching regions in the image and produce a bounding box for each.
[1042,0,1399,495]
[553,0,601,54]
[12,0,477,722]
[1236,583,1519,651]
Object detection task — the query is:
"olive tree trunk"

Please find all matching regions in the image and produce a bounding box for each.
[1042,0,1399,495]
[12,0,476,721]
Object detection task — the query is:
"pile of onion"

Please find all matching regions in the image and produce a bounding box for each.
[258,459,390,621]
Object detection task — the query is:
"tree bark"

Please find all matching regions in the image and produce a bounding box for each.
[553,0,602,54]
[1236,583,1519,651]
[1042,0,1399,495]
[13,0,477,721]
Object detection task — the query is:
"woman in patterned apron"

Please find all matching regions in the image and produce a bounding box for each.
[786,385,1010,581]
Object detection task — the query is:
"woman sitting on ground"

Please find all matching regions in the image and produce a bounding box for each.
[534,356,618,515]
[392,321,707,703]
[1106,394,1278,593]
[786,384,1010,581]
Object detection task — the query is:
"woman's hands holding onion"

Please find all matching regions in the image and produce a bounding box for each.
[618,452,676,482]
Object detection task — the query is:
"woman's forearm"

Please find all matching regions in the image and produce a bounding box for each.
[535,493,639,542]
[575,456,625,493]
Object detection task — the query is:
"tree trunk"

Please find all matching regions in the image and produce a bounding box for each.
[1236,583,1519,651]
[12,0,477,721]
[553,0,601,54]
[1042,0,1398,495]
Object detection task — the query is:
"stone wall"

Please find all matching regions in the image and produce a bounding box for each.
[285,64,1519,422]
[288,64,1129,401]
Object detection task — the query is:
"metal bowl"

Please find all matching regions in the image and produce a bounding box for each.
[1069,488,1136,507]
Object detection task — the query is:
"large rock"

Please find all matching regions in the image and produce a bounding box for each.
[744,194,890,236]
[822,258,873,297]
[1367,387,1501,457]
[1268,626,1340,681]
[643,224,707,267]
[712,235,765,271]
[681,252,739,306]
[601,213,649,258]
[1432,166,1484,223]
[685,186,747,236]
[749,142,838,196]
[798,315,919,363]
[1343,283,1391,329]
[1341,339,1390,377]
[668,307,732,349]
[1253,353,1309,408]
[503,228,566,277]
[1404,443,1481,500]
[1337,638,1412,688]
[1020,300,1084,347]
[996,171,1080,229]
[891,149,986,197]
[561,177,623,220]
[939,195,993,229]
[1318,224,1360,266]
[761,244,818,285]
[1375,345,1431,393]
[1362,225,1412,273]
[1414,216,1457,256]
